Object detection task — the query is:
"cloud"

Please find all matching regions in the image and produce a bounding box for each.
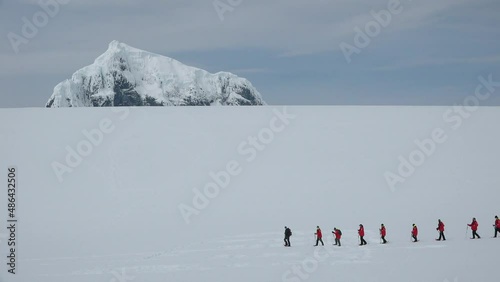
[16,0,139,6]
[0,0,496,75]
[0,50,99,75]
[228,68,270,74]
[370,55,500,71]
[3,0,476,54]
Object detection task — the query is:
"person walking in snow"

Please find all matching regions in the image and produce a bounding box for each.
[468,218,481,239]
[411,224,418,242]
[493,216,500,238]
[358,224,367,246]
[332,228,342,246]
[284,226,292,247]
[436,219,446,241]
[380,224,387,244]
[314,226,324,246]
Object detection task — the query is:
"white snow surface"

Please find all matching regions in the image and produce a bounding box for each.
[0,106,499,282]
[46,41,266,107]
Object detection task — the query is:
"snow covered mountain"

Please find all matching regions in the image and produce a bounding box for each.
[46,41,266,107]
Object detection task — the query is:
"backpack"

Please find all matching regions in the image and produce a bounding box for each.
[289,229,292,236]
[338,230,342,236]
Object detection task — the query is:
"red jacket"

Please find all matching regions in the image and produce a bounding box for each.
[380,226,386,237]
[437,221,445,232]
[358,226,365,237]
[495,219,500,229]
[316,228,322,239]
[412,226,418,236]
[469,220,478,231]
[334,230,341,239]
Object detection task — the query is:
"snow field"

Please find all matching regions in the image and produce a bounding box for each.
[0,106,499,281]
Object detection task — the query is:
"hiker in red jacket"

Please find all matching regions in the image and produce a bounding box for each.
[411,224,418,242]
[493,216,500,238]
[380,224,387,244]
[436,219,446,241]
[358,224,367,246]
[314,226,324,246]
[332,228,342,247]
[468,218,481,239]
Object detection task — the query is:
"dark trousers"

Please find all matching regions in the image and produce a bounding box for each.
[334,238,341,246]
[412,235,418,242]
[472,230,481,239]
[495,228,500,238]
[381,236,387,243]
[284,236,290,246]
[438,231,446,240]
[359,236,367,245]
[315,238,324,246]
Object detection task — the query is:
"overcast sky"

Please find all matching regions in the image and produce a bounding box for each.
[0,0,499,107]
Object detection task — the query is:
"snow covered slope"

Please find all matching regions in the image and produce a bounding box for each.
[0,106,499,282]
[46,41,266,107]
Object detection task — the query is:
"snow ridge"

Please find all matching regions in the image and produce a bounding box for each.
[46,41,266,107]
